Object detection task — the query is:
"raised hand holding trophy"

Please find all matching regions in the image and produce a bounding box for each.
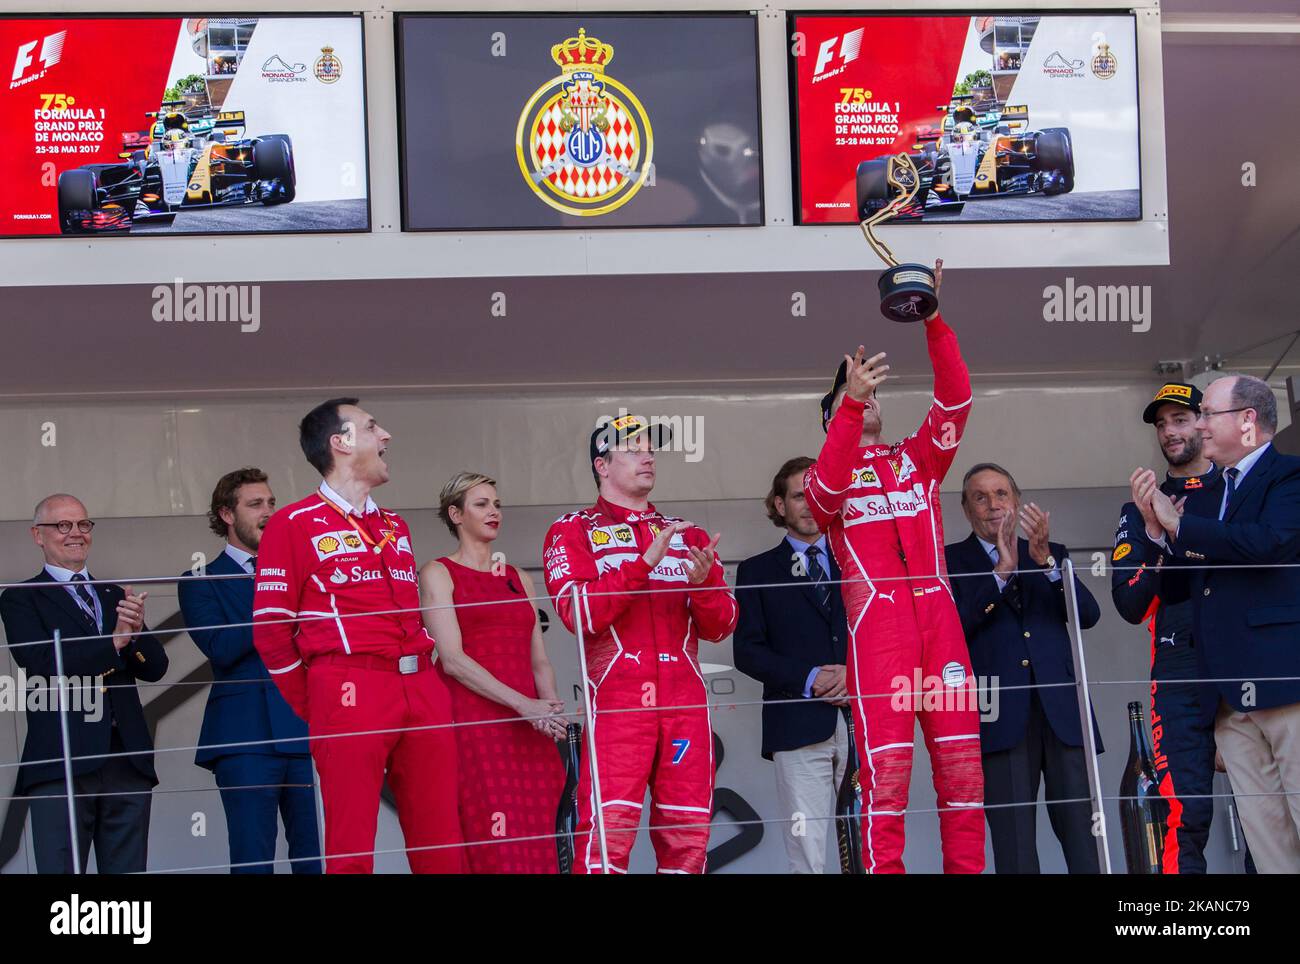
[858,153,939,323]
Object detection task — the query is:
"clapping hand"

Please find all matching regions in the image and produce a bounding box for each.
[112,586,147,651]
[684,532,722,585]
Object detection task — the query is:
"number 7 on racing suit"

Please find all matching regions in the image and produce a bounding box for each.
[804,313,985,874]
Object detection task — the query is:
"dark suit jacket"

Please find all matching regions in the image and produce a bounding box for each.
[178,549,309,769]
[0,571,168,793]
[945,535,1102,755]
[1167,444,1300,721]
[734,539,849,759]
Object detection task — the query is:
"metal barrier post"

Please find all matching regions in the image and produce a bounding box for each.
[571,584,611,873]
[1062,558,1113,873]
[52,629,83,874]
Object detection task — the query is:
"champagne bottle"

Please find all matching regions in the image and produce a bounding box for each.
[834,707,865,875]
[555,722,583,874]
[1119,701,1169,874]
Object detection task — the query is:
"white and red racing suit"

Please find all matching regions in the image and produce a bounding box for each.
[253,482,463,873]
[804,314,985,873]
[543,497,738,874]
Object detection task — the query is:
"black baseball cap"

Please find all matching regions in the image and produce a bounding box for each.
[590,413,672,465]
[820,360,850,433]
[1142,382,1203,424]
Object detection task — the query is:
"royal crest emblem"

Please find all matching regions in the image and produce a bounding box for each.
[314,45,342,84]
[515,28,653,216]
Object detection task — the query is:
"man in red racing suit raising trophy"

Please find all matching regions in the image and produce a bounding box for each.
[804,261,985,873]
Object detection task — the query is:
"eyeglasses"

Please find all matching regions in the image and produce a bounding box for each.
[1198,407,1251,420]
[35,520,95,535]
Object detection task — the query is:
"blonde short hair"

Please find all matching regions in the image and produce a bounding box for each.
[438,472,497,538]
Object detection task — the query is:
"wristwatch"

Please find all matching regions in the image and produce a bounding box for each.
[1043,554,1057,571]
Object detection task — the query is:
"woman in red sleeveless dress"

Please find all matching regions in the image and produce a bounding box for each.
[420,472,567,874]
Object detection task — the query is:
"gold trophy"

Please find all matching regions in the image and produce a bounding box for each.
[858,153,938,323]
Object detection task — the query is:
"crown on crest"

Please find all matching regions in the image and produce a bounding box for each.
[551,28,614,73]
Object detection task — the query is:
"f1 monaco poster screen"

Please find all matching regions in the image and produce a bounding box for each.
[397,13,763,230]
[790,12,1140,225]
[0,14,369,237]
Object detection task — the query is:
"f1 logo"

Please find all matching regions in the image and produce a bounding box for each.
[12,30,66,84]
[812,27,864,79]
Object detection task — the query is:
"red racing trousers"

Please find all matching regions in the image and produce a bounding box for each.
[307,655,464,873]
[575,663,713,874]
[847,569,985,874]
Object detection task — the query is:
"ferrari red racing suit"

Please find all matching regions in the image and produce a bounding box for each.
[253,482,463,874]
[804,314,985,873]
[543,497,738,874]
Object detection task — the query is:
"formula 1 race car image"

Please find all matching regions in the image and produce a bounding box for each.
[856,98,1074,222]
[57,102,296,234]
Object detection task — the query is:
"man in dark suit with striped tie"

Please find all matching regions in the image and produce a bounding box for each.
[0,494,167,873]
[735,457,850,873]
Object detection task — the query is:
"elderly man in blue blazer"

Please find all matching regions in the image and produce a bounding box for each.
[179,468,321,874]
[946,463,1102,874]
[1134,374,1300,874]
[1,493,167,873]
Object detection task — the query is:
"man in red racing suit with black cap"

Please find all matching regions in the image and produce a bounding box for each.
[804,261,985,873]
[543,412,737,874]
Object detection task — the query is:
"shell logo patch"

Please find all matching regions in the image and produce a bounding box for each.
[314,531,360,561]
[590,529,612,547]
[515,28,653,217]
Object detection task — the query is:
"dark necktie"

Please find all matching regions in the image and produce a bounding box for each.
[806,545,831,611]
[71,572,97,622]
[248,554,257,574]
[1223,466,1239,518]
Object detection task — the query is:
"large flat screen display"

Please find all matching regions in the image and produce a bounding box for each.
[790,12,1140,225]
[398,13,763,230]
[0,14,369,237]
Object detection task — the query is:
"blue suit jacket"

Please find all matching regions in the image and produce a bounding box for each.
[734,540,849,759]
[945,535,1103,755]
[178,549,308,768]
[1166,444,1300,722]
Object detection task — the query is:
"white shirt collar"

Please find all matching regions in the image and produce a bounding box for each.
[44,563,89,583]
[319,480,378,516]
[1227,442,1270,482]
[976,535,997,558]
[786,533,827,556]
[224,543,256,572]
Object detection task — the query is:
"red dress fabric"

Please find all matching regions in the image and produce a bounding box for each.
[438,558,565,874]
